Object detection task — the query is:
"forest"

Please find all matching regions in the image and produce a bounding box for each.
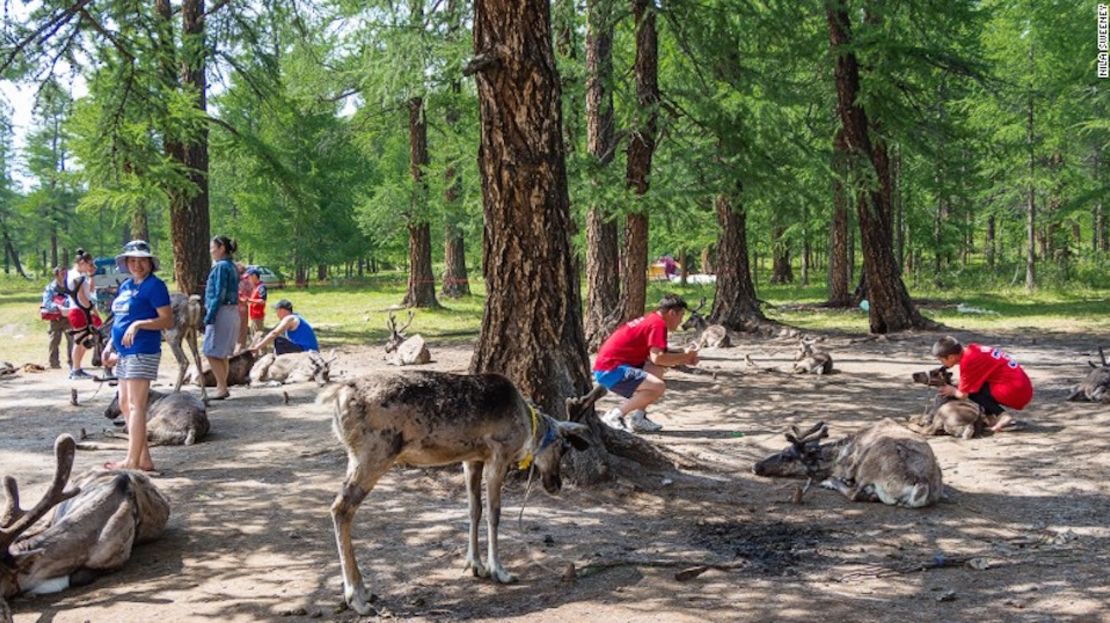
[0,1,1105,328]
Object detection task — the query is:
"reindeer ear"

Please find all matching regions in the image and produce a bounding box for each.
[557,421,591,451]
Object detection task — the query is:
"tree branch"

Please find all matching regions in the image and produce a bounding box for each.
[0,0,93,75]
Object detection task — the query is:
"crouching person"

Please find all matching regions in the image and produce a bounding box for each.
[249,299,319,355]
[932,336,1034,433]
[592,294,699,433]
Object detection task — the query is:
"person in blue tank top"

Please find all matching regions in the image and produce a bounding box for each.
[103,240,173,474]
[249,298,319,355]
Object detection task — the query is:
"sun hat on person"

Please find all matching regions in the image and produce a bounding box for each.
[115,240,159,272]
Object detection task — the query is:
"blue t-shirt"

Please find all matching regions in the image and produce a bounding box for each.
[111,276,172,356]
[284,315,319,352]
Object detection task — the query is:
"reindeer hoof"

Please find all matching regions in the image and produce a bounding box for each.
[345,584,373,616]
[490,566,518,584]
[464,558,489,578]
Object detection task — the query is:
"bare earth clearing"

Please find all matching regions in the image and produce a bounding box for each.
[1,329,1108,622]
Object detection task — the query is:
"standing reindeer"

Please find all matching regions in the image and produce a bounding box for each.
[383,310,430,366]
[680,297,730,349]
[792,339,833,375]
[753,419,943,508]
[1,436,170,620]
[1067,347,1110,403]
[166,292,207,402]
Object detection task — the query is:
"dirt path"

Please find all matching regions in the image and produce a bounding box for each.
[1,330,1108,622]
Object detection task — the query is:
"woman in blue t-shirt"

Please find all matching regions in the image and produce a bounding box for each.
[105,240,173,473]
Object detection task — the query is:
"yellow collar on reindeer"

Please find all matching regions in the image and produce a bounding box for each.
[518,404,540,471]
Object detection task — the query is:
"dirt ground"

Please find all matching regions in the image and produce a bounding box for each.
[1,328,1108,623]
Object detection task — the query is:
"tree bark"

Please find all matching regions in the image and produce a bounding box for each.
[826,129,851,307]
[470,0,667,483]
[827,1,930,333]
[583,0,621,348]
[700,244,715,274]
[131,205,149,243]
[1025,83,1036,291]
[622,0,658,322]
[403,96,439,308]
[710,192,763,328]
[441,0,470,299]
[0,219,29,278]
[160,0,211,295]
[986,215,996,272]
[770,224,793,284]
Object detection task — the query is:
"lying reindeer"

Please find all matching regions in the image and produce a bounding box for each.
[186,349,257,388]
[792,339,833,375]
[1067,347,1110,403]
[102,389,210,446]
[1,435,170,619]
[753,419,943,508]
[165,293,206,402]
[250,350,335,387]
[321,371,594,615]
[908,366,988,439]
[680,297,730,349]
[384,310,431,366]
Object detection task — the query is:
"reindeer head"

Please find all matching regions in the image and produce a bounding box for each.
[680,297,709,332]
[1,435,80,599]
[384,311,415,354]
[752,422,835,479]
[912,366,953,387]
[531,410,591,495]
[794,339,817,362]
[308,351,338,386]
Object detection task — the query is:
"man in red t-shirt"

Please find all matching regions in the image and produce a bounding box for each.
[242,267,268,345]
[593,294,699,433]
[932,336,1033,432]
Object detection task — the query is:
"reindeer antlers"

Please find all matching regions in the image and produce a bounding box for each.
[786,422,828,445]
[565,384,609,422]
[1,435,80,551]
[386,310,416,336]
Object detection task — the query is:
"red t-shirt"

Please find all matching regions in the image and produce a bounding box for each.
[958,343,1033,409]
[594,312,668,372]
[247,283,268,320]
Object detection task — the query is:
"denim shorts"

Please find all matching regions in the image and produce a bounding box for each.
[593,365,649,398]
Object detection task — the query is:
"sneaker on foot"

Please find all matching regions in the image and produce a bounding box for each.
[629,410,663,433]
[69,369,93,380]
[600,407,628,431]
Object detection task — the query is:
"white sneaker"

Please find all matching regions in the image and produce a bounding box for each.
[600,407,628,431]
[629,410,663,433]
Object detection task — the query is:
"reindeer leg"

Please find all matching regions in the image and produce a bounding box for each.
[463,461,488,578]
[170,333,188,393]
[483,460,517,584]
[187,331,208,405]
[331,450,393,616]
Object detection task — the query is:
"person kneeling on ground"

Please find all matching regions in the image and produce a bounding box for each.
[249,299,319,355]
[932,335,1033,433]
[592,294,699,433]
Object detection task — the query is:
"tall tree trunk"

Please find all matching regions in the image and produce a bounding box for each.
[986,215,996,272]
[131,205,149,242]
[160,0,212,295]
[442,0,470,299]
[710,191,763,328]
[1025,82,1036,291]
[403,97,439,308]
[622,0,658,321]
[583,0,621,348]
[827,1,930,333]
[469,0,666,483]
[0,220,29,279]
[317,264,327,281]
[827,129,851,307]
[700,245,715,275]
[770,224,793,284]
[50,227,58,269]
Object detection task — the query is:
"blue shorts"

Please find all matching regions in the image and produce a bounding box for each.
[593,365,649,399]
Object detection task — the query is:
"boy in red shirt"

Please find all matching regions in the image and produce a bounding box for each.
[932,336,1033,432]
[242,267,268,344]
[593,294,699,433]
